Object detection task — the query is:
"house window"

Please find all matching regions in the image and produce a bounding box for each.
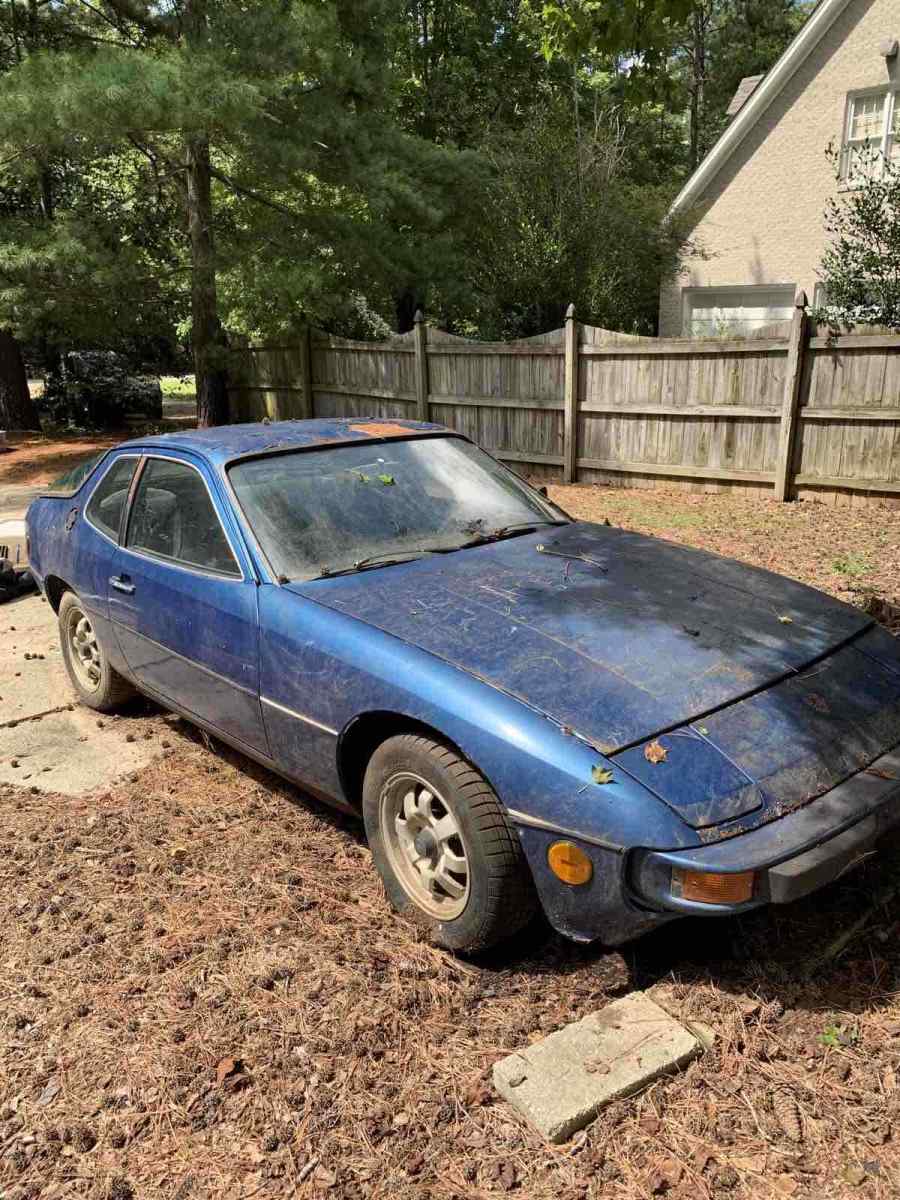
[682,285,796,337]
[841,89,899,180]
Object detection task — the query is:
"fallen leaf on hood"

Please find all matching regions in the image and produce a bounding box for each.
[644,740,668,765]
[778,614,793,624]
[866,766,897,780]
[592,765,614,785]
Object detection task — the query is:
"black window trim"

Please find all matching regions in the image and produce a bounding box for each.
[121,453,246,582]
[83,452,142,548]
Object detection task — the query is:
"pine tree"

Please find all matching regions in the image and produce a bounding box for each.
[0,0,477,424]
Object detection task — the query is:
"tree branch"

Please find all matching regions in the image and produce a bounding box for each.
[208,165,304,222]
[76,0,128,32]
[100,0,178,39]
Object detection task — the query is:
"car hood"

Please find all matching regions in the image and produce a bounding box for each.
[293,521,870,755]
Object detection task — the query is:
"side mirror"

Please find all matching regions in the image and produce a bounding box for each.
[537,485,548,497]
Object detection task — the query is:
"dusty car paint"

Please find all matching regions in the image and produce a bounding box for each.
[25,418,900,946]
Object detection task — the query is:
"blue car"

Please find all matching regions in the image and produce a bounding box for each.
[25,418,900,952]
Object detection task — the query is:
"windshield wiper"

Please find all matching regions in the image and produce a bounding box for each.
[310,520,570,579]
[313,549,437,579]
[448,519,570,551]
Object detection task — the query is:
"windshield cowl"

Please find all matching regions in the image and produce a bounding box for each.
[305,519,570,581]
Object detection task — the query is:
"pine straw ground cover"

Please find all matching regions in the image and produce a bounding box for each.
[3,486,900,1200]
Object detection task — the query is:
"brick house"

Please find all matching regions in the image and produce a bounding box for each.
[659,0,900,337]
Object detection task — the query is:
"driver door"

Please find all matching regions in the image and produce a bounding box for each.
[107,453,268,754]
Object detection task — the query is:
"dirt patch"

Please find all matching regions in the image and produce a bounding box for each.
[0,436,119,488]
[547,482,900,612]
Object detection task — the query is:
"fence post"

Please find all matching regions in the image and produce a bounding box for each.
[298,323,314,419]
[563,303,579,483]
[414,309,430,423]
[773,288,808,502]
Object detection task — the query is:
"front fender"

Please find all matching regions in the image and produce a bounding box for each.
[258,585,694,942]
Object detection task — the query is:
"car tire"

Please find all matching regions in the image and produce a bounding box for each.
[362,733,537,952]
[58,590,136,712]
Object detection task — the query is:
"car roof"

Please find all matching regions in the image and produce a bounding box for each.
[117,417,450,468]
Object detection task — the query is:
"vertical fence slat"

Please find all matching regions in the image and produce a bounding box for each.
[563,303,579,483]
[299,324,314,419]
[414,309,430,423]
[773,289,808,502]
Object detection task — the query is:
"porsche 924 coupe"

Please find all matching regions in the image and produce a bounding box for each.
[25,418,900,952]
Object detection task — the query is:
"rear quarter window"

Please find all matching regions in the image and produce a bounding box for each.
[46,453,107,494]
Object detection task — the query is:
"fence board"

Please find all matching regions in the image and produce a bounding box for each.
[228,319,900,501]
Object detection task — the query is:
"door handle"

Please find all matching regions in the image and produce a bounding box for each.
[110,575,135,595]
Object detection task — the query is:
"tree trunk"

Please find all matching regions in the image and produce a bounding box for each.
[185,133,229,427]
[0,330,40,431]
[689,5,707,172]
[395,286,420,334]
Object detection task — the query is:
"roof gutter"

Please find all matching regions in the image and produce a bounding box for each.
[669,0,852,215]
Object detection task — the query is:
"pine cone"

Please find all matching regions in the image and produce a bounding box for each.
[772,1088,803,1142]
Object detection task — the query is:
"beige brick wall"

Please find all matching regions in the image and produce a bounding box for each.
[660,0,900,336]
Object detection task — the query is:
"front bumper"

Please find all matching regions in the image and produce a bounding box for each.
[631,746,900,916]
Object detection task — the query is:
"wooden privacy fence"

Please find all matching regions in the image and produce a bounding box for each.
[228,291,900,504]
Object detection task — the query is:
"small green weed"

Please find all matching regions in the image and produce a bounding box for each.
[831,553,871,577]
[820,1022,858,1048]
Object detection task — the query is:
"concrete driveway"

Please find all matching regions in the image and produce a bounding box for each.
[1,592,163,794]
[0,478,165,795]
[0,482,42,520]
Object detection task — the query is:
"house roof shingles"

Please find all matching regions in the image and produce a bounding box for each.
[726,74,765,117]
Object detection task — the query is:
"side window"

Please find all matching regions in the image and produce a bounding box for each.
[126,458,240,577]
[85,456,138,541]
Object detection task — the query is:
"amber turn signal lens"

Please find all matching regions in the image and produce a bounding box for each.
[675,868,755,905]
[548,841,593,886]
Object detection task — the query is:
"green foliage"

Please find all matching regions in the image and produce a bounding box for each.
[816,150,900,331]
[0,0,484,358]
[819,1022,858,1048]
[442,98,691,336]
[831,552,871,578]
[0,0,817,386]
[530,0,694,67]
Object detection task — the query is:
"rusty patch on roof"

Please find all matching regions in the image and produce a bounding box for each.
[349,422,417,439]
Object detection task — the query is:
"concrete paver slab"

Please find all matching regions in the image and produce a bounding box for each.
[493,991,701,1142]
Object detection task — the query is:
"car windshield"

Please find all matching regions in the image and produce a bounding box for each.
[228,435,566,581]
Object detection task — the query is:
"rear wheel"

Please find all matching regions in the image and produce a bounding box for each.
[362,733,537,952]
[58,590,136,712]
